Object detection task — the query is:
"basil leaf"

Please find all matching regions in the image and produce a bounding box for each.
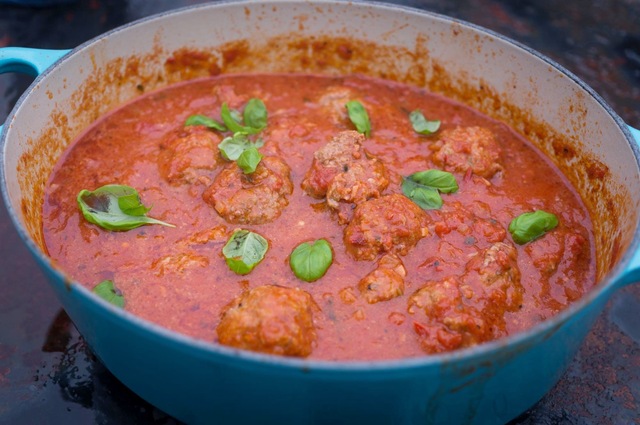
[221,101,265,135]
[77,185,174,231]
[345,100,371,137]
[229,108,243,125]
[401,170,458,210]
[409,110,441,135]
[407,169,458,193]
[401,180,443,209]
[184,114,227,131]
[220,103,247,133]
[243,98,268,130]
[222,230,268,275]
[118,193,150,216]
[218,132,264,162]
[219,132,250,161]
[289,239,333,282]
[237,147,263,174]
[509,210,559,244]
[93,280,124,308]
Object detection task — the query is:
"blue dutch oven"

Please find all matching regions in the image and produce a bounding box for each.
[1,1,639,424]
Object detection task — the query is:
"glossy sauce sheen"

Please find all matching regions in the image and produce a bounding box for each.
[43,74,595,361]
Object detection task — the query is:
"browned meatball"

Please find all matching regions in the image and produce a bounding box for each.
[344,193,430,261]
[202,156,293,224]
[408,277,489,353]
[216,285,318,357]
[464,241,523,312]
[326,157,389,208]
[302,131,359,198]
[176,226,228,247]
[524,228,588,278]
[158,126,221,185]
[302,131,389,216]
[408,241,523,353]
[524,228,590,303]
[358,254,406,304]
[151,252,209,277]
[433,201,506,245]
[315,86,356,125]
[431,126,502,178]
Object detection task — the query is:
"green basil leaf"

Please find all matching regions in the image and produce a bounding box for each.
[77,185,174,231]
[289,239,333,282]
[401,170,458,210]
[407,169,458,193]
[401,179,443,209]
[509,210,559,244]
[93,280,124,308]
[117,193,150,216]
[237,146,263,174]
[221,102,264,135]
[220,103,247,133]
[229,108,243,125]
[218,132,264,161]
[345,100,371,137]
[184,114,227,131]
[222,230,268,275]
[243,98,268,130]
[219,132,250,161]
[409,110,441,135]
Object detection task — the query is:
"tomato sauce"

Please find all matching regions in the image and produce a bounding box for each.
[42,73,595,361]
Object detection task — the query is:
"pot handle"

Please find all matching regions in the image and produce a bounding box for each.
[0,47,70,76]
[0,47,70,132]
[612,125,640,288]
[629,125,640,145]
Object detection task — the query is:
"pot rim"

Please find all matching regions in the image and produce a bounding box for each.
[2,0,639,372]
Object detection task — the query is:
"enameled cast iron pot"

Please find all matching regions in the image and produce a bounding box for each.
[1,1,640,423]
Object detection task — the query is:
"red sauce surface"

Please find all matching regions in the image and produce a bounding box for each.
[42,73,595,361]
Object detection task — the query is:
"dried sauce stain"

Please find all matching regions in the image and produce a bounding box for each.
[609,235,623,268]
[586,159,609,180]
[17,111,71,247]
[552,140,577,160]
[165,49,223,80]
[295,12,309,32]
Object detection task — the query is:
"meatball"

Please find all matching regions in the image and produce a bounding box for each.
[464,241,523,312]
[151,252,209,277]
[151,227,229,276]
[158,126,221,185]
[524,228,588,278]
[176,226,228,247]
[408,277,490,353]
[408,241,523,353]
[302,131,389,216]
[358,254,406,304]
[433,201,506,244]
[431,126,502,178]
[315,86,356,125]
[525,228,590,303]
[216,285,318,357]
[203,156,293,224]
[344,193,430,261]
[211,84,247,108]
[326,157,389,208]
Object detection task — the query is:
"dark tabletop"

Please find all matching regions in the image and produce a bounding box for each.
[1,1,639,424]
